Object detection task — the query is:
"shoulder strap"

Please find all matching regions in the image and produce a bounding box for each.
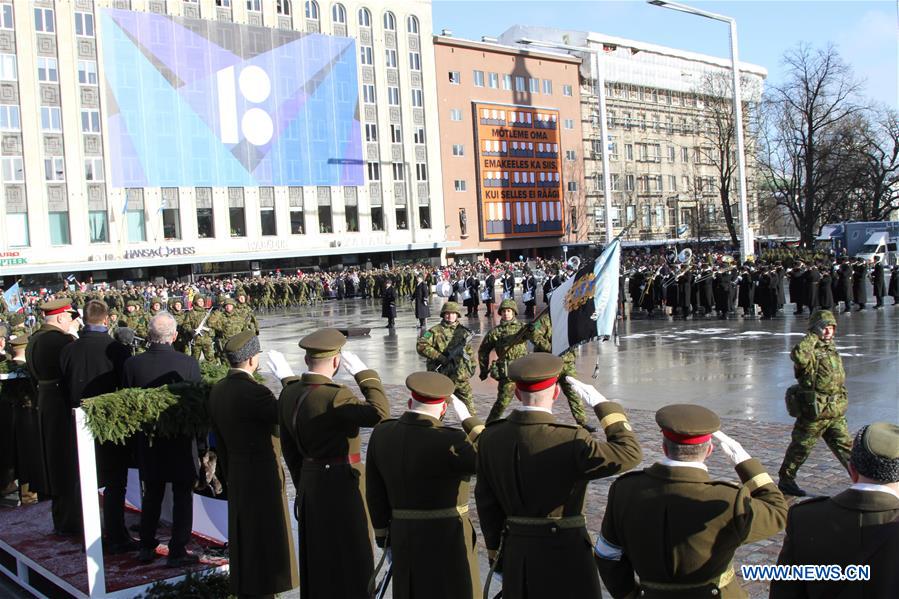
[290,384,320,455]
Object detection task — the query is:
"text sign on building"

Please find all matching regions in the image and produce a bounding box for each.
[100,9,362,188]
[473,103,564,240]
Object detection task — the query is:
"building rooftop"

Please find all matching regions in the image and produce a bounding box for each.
[433,34,582,65]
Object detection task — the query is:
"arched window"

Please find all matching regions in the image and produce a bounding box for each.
[304,0,318,19]
[331,3,346,23]
[357,7,371,27]
[277,0,292,16]
[406,15,419,34]
[383,11,396,30]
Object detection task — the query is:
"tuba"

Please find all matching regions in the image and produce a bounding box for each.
[677,248,693,264]
[566,256,582,271]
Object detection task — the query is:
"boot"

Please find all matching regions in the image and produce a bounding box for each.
[777,477,807,497]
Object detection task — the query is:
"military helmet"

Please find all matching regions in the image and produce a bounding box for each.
[7,312,25,326]
[222,297,236,307]
[441,301,462,317]
[808,309,837,331]
[126,299,141,309]
[498,299,518,315]
[149,296,162,307]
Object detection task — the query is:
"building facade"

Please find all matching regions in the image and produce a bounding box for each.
[433,35,586,262]
[0,0,450,282]
[498,26,767,248]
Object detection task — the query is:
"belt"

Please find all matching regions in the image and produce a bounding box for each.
[303,453,361,466]
[640,566,735,592]
[392,505,469,520]
[506,515,586,529]
[37,379,62,386]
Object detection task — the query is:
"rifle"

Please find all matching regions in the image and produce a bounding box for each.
[187,308,215,353]
[435,326,475,377]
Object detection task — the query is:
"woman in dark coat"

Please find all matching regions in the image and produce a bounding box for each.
[382,280,397,328]
[413,275,430,328]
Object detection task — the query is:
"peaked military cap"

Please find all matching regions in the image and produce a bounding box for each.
[498,299,518,314]
[851,422,899,483]
[656,404,720,445]
[224,329,260,364]
[508,353,563,391]
[299,328,346,358]
[406,371,455,404]
[441,301,462,317]
[40,298,78,316]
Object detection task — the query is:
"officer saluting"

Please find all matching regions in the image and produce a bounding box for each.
[596,405,787,598]
[475,353,641,598]
[365,372,485,599]
[276,328,389,599]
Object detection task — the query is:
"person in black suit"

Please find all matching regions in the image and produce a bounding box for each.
[852,258,868,310]
[483,269,497,317]
[59,300,134,553]
[412,274,430,328]
[122,312,202,567]
[381,279,397,329]
[871,255,886,308]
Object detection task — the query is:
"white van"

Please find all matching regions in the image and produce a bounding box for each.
[856,232,899,265]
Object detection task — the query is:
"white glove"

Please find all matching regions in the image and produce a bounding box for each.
[265,350,295,380]
[565,376,608,407]
[450,394,472,421]
[712,431,751,465]
[340,350,368,376]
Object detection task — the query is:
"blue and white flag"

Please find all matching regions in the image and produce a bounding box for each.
[3,282,23,313]
[549,239,621,356]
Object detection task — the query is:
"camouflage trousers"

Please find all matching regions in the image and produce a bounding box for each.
[191,338,218,364]
[778,415,852,481]
[485,371,588,426]
[453,378,475,413]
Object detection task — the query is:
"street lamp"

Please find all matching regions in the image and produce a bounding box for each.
[517,38,615,246]
[647,0,753,261]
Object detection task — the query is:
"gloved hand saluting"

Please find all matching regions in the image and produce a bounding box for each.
[340,350,368,376]
[449,394,472,421]
[565,376,609,407]
[265,350,295,381]
[712,430,751,465]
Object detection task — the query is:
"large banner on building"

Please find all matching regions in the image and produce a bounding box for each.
[100,9,362,188]
[473,102,564,240]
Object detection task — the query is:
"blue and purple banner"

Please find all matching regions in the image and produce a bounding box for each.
[100,9,362,188]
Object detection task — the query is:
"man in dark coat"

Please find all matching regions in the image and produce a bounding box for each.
[412,274,430,328]
[819,263,835,309]
[737,266,755,317]
[852,258,868,310]
[871,255,886,308]
[59,299,134,553]
[483,270,496,317]
[789,262,807,314]
[208,331,298,598]
[804,264,821,311]
[837,257,853,312]
[475,354,641,599]
[676,265,694,318]
[771,422,899,599]
[278,328,389,599]
[889,264,899,304]
[122,312,202,567]
[26,299,78,535]
[522,269,538,317]
[381,280,397,329]
[501,269,515,300]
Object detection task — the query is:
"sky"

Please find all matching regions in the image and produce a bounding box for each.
[431,0,898,109]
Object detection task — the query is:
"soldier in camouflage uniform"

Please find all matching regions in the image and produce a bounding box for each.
[168,298,189,353]
[479,299,530,423]
[777,309,852,496]
[183,296,217,363]
[233,289,259,334]
[529,312,594,431]
[7,312,31,338]
[416,301,476,412]
[120,300,149,348]
[148,297,165,318]
[209,299,254,361]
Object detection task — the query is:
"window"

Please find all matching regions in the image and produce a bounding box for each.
[127,208,146,243]
[364,123,377,142]
[392,162,404,181]
[415,162,427,181]
[641,205,651,228]
[357,7,371,26]
[625,174,635,192]
[332,3,346,23]
[81,109,101,133]
[390,124,402,143]
[454,180,466,192]
[654,205,665,227]
[387,86,399,105]
[2,156,23,182]
[383,11,395,30]
[562,84,573,97]
[448,71,460,84]
[449,108,462,121]
[473,70,485,87]
[260,208,276,236]
[625,144,633,161]
[542,79,552,94]
[565,149,576,161]
[0,105,19,130]
[407,15,419,34]
[89,211,108,243]
[277,0,292,15]
[395,203,408,230]
[667,146,676,162]
[488,72,498,88]
[246,0,262,12]
[360,45,373,65]
[367,162,380,181]
[217,0,232,6]
[41,106,61,132]
[197,198,215,239]
[34,7,54,33]
[362,83,375,104]
[37,57,58,82]
[345,195,359,232]
[515,76,525,92]
[567,181,578,192]
[230,209,246,236]
[667,175,677,192]
[411,88,423,107]
[625,205,636,224]
[452,144,464,157]
[413,127,425,144]
[304,0,318,19]
[77,60,98,85]
[385,48,397,68]
[0,54,16,81]
[563,118,574,130]
[84,158,104,181]
[610,173,621,191]
[503,74,512,90]
[681,147,690,163]
[74,11,94,36]
[611,206,621,227]
[419,204,431,229]
[0,5,12,30]
[529,78,539,93]
[290,207,305,234]
[49,212,70,245]
[162,192,182,239]
[409,51,421,71]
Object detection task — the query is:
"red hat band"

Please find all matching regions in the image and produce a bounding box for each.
[662,429,712,445]
[411,391,446,405]
[515,377,558,393]
[45,305,74,316]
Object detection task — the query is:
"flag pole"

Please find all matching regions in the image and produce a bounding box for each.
[591,219,634,379]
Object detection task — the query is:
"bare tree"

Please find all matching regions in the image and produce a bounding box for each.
[844,108,899,221]
[758,44,865,246]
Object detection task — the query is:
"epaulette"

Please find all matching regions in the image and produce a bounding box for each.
[485,418,506,427]
[790,495,829,509]
[615,470,645,481]
[709,480,741,489]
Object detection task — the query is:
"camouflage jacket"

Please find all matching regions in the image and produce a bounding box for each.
[416,321,474,380]
[234,304,259,334]
[791,333,847,417]
[120,311,149,339]
[183,306,213,337]
[210,309,253,340]
[530,313,576,369]
[478,319,529,380]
